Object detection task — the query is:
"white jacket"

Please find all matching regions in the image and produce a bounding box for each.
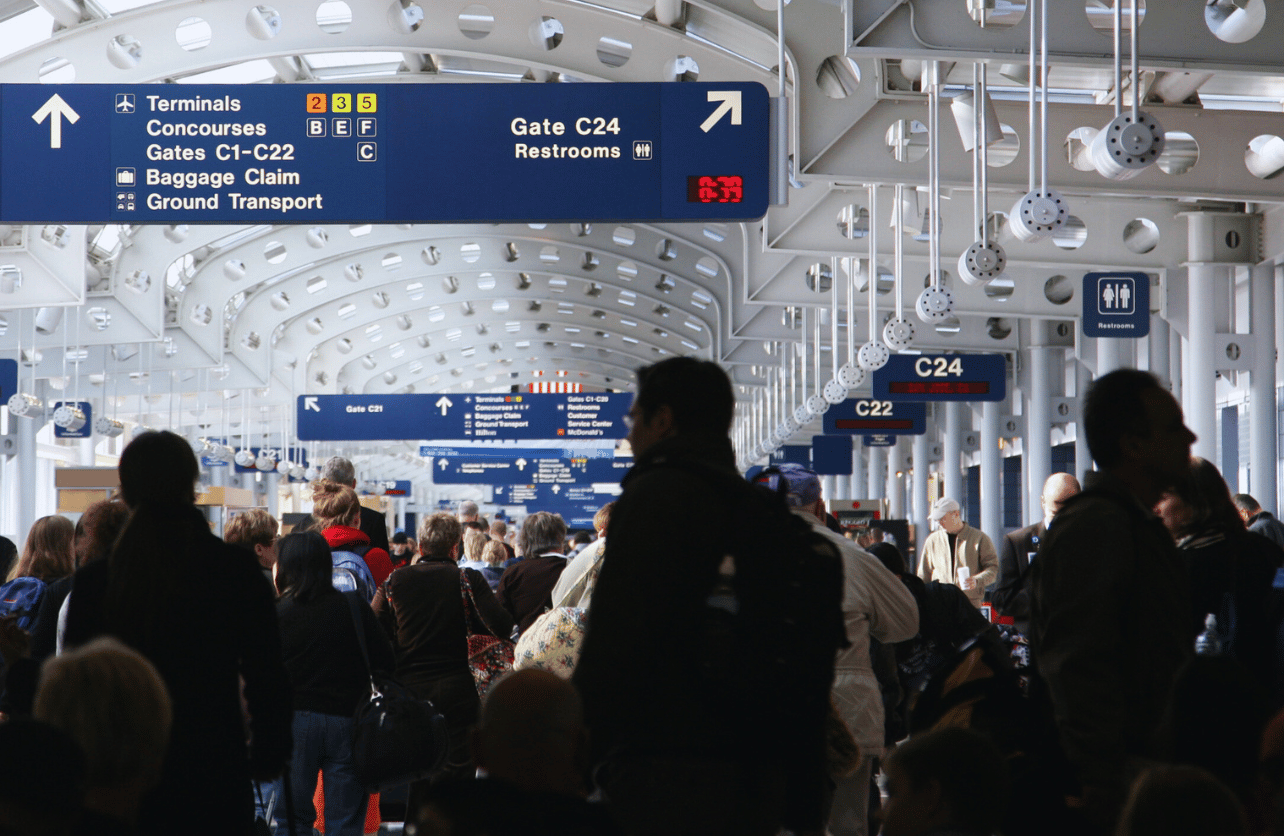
[796,509,920,753]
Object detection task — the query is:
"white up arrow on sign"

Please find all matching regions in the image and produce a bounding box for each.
[700,91,741,133]
[438,459,448,470]
[515,458,528,470]
[32,94,80,149]
[304,397,320,412]
[435,396,453,416]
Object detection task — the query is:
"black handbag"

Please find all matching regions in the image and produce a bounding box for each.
[344,594,450,792]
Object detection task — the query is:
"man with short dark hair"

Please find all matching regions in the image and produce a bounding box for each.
[1031,368,1197,831]
[575,357,833,836]
[1233,493,1284,550]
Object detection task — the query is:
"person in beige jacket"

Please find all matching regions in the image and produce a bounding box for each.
[916,497,998,608]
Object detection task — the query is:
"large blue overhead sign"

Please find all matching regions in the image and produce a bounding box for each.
[432,450,632,485]
[823,399,926,435]
[0,82,769,223]
[872,354,1007,402]
[297,393,630,441]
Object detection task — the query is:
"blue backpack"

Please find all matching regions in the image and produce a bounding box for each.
[332,544,377,603]
[0,576,48,631]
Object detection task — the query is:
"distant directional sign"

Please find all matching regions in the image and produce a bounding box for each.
[1,82,769,224]
[52,401,92,439]
[863,435,898,447]
[872,354,1007,402]
[297,393,630,441]
[823,399,926,435]
[1082,271,1150,338]
[0,359,17,402]
[492,483,614,527]
[432,449,632,485]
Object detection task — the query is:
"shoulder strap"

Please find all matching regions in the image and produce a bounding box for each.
[343,592,376,690]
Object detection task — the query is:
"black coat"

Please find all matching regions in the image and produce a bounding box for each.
[992,520,1047,635]
[63,505,292,836]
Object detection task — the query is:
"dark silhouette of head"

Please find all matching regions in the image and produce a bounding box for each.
[118,431,199,509]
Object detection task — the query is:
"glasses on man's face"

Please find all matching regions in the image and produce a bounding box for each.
[622,412,636,429]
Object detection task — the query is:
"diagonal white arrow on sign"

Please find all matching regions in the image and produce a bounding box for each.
[700,91,741,133]
[32,94,79,149]
[304,396,320,412]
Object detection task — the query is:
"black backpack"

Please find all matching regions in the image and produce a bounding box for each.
[652,460,849,755]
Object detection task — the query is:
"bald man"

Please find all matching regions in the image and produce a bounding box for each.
[992,472,1081,634]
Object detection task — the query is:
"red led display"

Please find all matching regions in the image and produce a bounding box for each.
[833,419,916,430]
[687,175,743,203]
[888,381,992,396]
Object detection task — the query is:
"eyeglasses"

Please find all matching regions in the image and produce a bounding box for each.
[621,413,635,429]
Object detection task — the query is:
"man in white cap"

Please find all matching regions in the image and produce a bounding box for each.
[916,497,998,609]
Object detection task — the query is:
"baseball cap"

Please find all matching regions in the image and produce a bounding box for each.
[752,463,821,508]
[929,497,961,522]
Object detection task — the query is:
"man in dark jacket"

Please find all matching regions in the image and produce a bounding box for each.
[573,357,829,836]
[1031,369,1196,833]
[992,472,1080,635]
[1233,493,1284,553]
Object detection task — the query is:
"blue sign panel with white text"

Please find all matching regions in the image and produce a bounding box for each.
[298,393,630,441]
[1,83,769,223]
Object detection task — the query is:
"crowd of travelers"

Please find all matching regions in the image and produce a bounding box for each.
[4,359,1284,836]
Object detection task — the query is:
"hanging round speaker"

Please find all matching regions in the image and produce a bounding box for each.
[882,316,917,351]
[915,286,956,323]
[1008,189,1068,243]
[957,240,1007,285]
[838,362,866,389]
[858,340,890,371]
[1090,110,1166,180]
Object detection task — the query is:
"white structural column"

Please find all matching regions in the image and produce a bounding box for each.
[1184,236,1220,463]
[1149,314,1171,390]
[16,416,40,547]
[265,472,280,519]
[1250,261,1278,509]
[1075,361,1093,479]
[943,401,963,502]
[1026,326,1053,523]
[1096,338,1133,376]
[208,463,228,535]
[887,440,904,519]
[867,445,886,500]
[980,400,1001,543]
[912,429,929,554]
[849,447,865,498]
[822,475,838,502]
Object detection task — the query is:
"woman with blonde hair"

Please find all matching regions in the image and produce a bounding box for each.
[311,479,393,602]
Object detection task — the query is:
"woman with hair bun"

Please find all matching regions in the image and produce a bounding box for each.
[310,479,393,601]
